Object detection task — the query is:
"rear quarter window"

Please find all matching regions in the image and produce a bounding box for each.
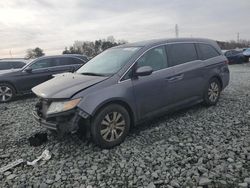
[166,43,198,66]
[0,62,13,70]
[197,43,220,60]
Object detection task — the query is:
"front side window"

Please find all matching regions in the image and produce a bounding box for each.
[71,58,85,65]
[30,58,57,70]
[198,43,220,60]
[137,46,168,71]
[12,61,25,68]
[167,43,198,66]
[77,47,140,76]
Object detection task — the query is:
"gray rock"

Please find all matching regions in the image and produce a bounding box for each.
[199,177,211,186]
[91,165,98,171]
[227,158,234,163]
[238,183,248,188]
[46,179,54,185]
[6,174,16,180]
[147,182,156,188]
[244,177,250,184]
[170,180,180,188]
[39,183,48,188]
[151,172,158,179]
[55,174,61,182]
[4,171,11,176]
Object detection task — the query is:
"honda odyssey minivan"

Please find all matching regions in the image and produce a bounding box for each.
[32,38,230,148]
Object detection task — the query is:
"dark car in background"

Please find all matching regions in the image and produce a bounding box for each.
[243,48,250,62]
[0,54,88,102]
[32,38,230,148]
[0,59,28,71]
[224,50,245,64]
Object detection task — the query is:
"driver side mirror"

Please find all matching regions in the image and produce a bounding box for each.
[135,66,153,77]
[25,67,33,73]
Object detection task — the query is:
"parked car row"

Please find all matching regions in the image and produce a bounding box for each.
[29,38,230,148]
[0,54,88,102]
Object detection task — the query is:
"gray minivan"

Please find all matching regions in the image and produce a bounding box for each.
[32,38,230,148]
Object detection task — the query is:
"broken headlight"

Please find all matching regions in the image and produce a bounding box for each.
[46,98,81,115]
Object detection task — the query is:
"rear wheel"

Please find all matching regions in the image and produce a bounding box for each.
[203,78,221,106]
[91,104,130,149]
[0,83,15,103]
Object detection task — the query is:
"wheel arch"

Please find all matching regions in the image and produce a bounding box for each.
[0,81,17,94]
[92,99,136,127]
[210,75,223,89]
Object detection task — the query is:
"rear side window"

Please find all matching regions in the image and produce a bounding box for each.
[167,43,198,66]
[198,43,220,60]
[0,62,12,70]
[137,46,168,71]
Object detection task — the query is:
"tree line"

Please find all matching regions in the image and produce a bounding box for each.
[217,40,250,50]
[62,36,127,58]
[25,37,250,59]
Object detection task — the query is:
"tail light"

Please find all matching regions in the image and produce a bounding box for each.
[224,60,229,65]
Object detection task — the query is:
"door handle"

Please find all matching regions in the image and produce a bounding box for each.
[165,74,184,82]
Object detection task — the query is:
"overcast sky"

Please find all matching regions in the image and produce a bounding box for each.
[0,0,249,58]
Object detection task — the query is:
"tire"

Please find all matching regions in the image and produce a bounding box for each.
[91,104,130,149]
[0,83,15,103]
[203,78,221,106]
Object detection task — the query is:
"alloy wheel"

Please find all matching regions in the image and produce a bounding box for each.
[0,86,13,102]
[208,82,219,102]
[100,111,126,142]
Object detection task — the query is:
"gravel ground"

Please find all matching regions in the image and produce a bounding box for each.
[0,64,250,188]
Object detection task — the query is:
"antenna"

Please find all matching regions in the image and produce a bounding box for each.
[175,24,179,38]
[237,32,240,43]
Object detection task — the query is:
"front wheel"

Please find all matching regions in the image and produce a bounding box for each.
[91,104,130,149]
[0,83,15,103]
[203,78,221,106]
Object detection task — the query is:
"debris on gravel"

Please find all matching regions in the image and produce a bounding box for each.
[0,64,250,187]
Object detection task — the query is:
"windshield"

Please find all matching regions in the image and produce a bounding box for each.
[21,59,36,70]
[76,47,140,76]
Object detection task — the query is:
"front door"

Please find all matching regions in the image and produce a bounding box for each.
[17,58,57,91]
[132,46,170,119]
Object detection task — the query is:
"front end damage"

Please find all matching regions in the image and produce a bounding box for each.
[33,98,90,136]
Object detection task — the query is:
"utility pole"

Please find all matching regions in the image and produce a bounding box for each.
[9,49,12,58]
[175,24,179,38]
[237,32,240,43]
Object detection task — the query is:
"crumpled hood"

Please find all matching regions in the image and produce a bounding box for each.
[32,72,108,99]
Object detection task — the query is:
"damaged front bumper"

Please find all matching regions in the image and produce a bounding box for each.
[33,104,90,133]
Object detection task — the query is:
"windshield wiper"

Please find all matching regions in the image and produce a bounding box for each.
[81,72,106,77]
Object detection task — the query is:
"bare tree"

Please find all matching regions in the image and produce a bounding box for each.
[26,47,45,59]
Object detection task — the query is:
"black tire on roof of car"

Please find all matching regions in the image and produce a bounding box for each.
[90,104,130,149]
